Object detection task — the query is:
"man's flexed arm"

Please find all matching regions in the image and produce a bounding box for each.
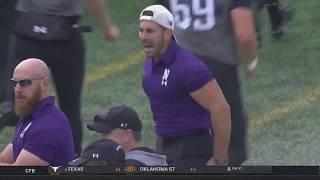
[191,80,231,166]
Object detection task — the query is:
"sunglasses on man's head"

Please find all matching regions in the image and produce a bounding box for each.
[11,78,45,88]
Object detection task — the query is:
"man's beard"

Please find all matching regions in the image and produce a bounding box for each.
[15,86,42,117]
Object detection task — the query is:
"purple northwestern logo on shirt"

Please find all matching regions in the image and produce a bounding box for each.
[161,68,170,87]
[19,122,32,138]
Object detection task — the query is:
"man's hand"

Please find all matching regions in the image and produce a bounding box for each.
[86,0,120,42]
[207,156,229,166]
[104,24,119,42]
[0,144,14,164]
[206,156,216,166]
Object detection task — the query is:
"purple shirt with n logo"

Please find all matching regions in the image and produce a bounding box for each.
[142,40,214,137]
[11,96,75,166]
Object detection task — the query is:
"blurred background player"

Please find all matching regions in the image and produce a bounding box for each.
[0,0,18,129]
[87,105,168,166]
[253,0,294,45]
[157,0,258,165]
[0,0,119,156]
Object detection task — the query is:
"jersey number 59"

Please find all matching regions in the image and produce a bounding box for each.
[170,0,216,31]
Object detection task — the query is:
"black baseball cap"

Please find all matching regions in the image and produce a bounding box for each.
[87,105,142,134]
[69,139,125,166]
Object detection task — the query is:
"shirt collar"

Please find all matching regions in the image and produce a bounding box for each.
[151,40,178,67]
[29,96,55,118]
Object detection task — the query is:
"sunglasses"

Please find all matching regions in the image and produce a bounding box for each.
[11,78,45,88]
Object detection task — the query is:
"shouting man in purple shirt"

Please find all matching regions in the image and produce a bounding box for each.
[0,58,75,166]
[139,5,231,166]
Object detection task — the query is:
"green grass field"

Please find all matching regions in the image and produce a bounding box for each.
[0,0,319,165]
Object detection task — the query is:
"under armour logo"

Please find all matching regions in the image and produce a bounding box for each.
[20,122,32,138]
[33,25,47,34]
[116,145,122,151]
[161,68,170,87]
[92,153,99,158]
[120,123,128,128]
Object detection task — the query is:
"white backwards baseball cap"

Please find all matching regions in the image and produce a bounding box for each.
[139,5,174,30]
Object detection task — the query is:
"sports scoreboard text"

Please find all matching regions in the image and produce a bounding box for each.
[0,166,319,175]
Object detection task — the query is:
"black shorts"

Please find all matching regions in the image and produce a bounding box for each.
[156,129,213,166]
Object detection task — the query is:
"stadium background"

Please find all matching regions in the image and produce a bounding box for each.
[0,0,319,165]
